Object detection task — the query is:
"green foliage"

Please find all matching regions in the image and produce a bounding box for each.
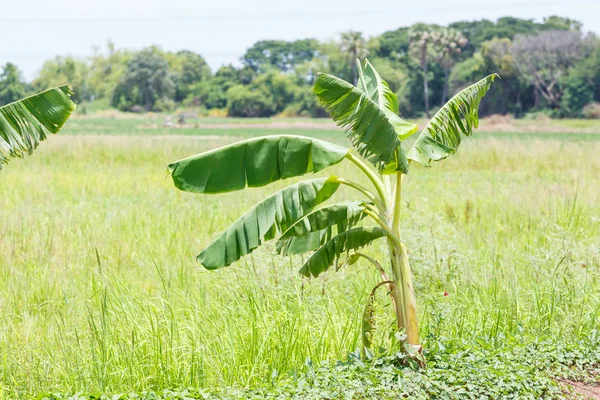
[13,15,590,118]
[168,134,349,269]
[543,15,583,31]
[168,135,349,194]
[169,61,494,360]
[511,30,586,109]
[299,227,386,277]
[34,56,90,103]
[88,40,133,100]
[4,124,600,397]
[450,16,573,56]
[0,86,76,170]
[282,86,328,117]
[561,44,600,116]
[226,85,276,117]
[251,70,299,114]
[314,61,418,172]
[371,27,410,59]
[111,47,175,112]
[242,39,319,72]
[276,201,367,256]
[408,74,498,166]
[187,65,242,109]
[197,178,340,269]
[38,335,600,399]
[0,63,28,106]
[166,50,212,102]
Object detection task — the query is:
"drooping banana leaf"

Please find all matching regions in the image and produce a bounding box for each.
[314,60,416,173]
[168,135,349,194]
[407,74,499,166]
[299,227,386,277]
[276,201,368,256]
[198,177,340,269]
[0,86,76,171]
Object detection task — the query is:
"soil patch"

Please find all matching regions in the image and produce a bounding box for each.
[559,379,600,399]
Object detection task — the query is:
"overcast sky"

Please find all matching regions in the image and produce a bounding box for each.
[3,0,598,80]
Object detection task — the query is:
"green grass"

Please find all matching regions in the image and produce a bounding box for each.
[1,120,600,398]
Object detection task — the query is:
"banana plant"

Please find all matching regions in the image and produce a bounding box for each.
[168,60,497,351]
[0,86,76,171]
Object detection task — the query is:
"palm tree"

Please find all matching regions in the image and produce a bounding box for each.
[436,28,468,105]
[340,31,369,85]
[409,27,440,118]
[0,86,76,172]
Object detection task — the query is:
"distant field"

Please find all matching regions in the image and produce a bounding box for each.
[1,119,599,398]
[63,114,600,142]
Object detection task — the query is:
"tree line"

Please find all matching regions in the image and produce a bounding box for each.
[1,15,598,118]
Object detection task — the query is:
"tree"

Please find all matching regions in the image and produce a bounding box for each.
[561,42,600,115]
[511,30,585,108]
[372,27,410,59]
[88,40,133,101]
[435,28,468,104]
[340,31,369,85]
[187,65,244,109]
[294,41,353,85]
[226,85,276,117]
[409,26,441,117]
[0,63,28,106]
[251,70,299,113]
[34,56,90,102]
[450,38,531,117]
[0,86,76,171]
[449,16,575,57]
[242,39,319,73]
[167,60,497,354]
[111,47,175,112]
[167,50,212,102]
[543,16,583,31]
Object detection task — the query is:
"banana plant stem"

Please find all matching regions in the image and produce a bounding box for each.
[389,244,408,330]
[335,178,386,213]
[392,172,405,235]
[345,152,389,208]
[397,243,420,346]
[363,207,402,248]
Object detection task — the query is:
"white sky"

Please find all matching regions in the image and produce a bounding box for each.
[3,0,598,80]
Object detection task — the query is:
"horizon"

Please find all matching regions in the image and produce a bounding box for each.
[3,0,598,80]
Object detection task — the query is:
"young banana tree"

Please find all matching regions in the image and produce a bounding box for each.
[0,86,76,172]
[168,60,497,351]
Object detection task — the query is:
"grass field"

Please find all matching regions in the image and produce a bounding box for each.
[1,117,600,398]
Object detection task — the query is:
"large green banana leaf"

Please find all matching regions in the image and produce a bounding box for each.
[407,74,499,166]
[0,86,76,171]
[314,60,416,173]
[299,226,386,277]
[359,60,418,142]
[198,177,340,269]
[168,135,349,194]
[276,201,367,256]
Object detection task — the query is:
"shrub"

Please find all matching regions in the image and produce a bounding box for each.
[153,97,176,112]
[226,85,276,117]
[282,87,328,118]
[582,102,600,119]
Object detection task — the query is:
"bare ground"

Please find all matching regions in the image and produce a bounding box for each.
[560,379,600,399]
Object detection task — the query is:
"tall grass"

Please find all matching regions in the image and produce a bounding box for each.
[0,132,599,397]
